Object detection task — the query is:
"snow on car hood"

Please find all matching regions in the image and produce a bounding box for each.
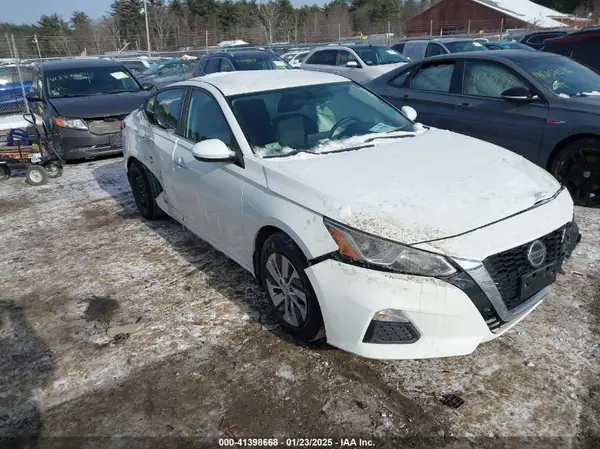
[260,128,561,244]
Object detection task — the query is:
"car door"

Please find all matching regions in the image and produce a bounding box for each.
[452,60,549,161]
[171,87,246,261]
[334,49,361,80]
[382,60,463,130]
[139,88,187,216]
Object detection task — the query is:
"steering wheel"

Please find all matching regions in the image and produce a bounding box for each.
[330,116,361,139]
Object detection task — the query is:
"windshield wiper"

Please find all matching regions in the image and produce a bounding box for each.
[262,144,375,159]
[107,90,140,94]
[364,134,415,143]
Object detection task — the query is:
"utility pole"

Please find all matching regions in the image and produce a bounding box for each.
[143,0,151,56]
[33,34,42,60]
[11,34,30,114]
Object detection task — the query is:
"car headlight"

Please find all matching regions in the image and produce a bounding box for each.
[52,117,88,130]
[323,218,457,277]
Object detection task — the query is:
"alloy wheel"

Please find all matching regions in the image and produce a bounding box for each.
[264,253,308,327]
[556,148,600,206]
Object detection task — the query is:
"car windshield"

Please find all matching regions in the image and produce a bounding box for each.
[445,40,488,53]
[119,61,147,75]
[143,61,195,76]
[516,56,600,97]
[233,55,291,70]
[229,81,420,158]
[354,47,410,65]
[46,66,142,98]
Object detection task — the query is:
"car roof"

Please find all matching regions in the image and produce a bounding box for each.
[208,50,274,58]
[184,70,347,96]
[422,49,560,62]
[40,58,126,70]
[401,37,478,44]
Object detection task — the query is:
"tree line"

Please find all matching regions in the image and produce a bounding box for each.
[0,0,596,59]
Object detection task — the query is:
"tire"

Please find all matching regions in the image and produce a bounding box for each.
[0,164,11,181]
[127,160,166,220]
[549,138,600,207]
[260,232,325,342]
[25,165,48,186]
[44,161,63,178]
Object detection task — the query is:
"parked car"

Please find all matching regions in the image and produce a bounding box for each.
[136,59,197,88]
[520,29,573,50]
[484,41,536,51]
[392,38,489,60]
[281,50,311,68]
[192,50,291,77]
[300,45,410,83]
[366,50,600,206]
[113,57,170,76]
[0,65,34,115]
[542,29,600,72]
[122,69,579,360]
[25,58,153,161]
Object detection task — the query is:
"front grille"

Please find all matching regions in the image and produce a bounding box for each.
[483,226,565,311]
[87,115,127,135]
[362,321,420,344]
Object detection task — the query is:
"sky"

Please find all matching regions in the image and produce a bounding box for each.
[4,0,321,25]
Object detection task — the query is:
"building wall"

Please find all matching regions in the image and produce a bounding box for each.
[407,0,527,36]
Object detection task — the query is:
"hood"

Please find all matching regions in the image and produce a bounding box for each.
[559,94,600,114]
[50,91,150,118]
[261,128,561,244]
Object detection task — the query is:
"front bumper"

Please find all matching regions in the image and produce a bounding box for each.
[54,128,123,160]
[306,220,580,360]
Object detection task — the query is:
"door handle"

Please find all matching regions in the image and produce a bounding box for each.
[460,103,471,109]
[174,156,187,168]
[402,94,410,98]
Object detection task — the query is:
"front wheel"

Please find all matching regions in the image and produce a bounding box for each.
[25,165,48,186]
[260,233,325,342]
[550,139,600,207]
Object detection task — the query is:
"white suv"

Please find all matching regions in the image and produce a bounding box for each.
[122,70,578,360]
[300,45,409,83]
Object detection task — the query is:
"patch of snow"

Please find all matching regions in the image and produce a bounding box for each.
[577,91,600,96]
[471,0,568,28]
[558,93,570,99]
[276,364,296,381]
[254,128,427,160]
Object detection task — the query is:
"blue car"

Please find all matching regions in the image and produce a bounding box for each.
[0,65,34,115]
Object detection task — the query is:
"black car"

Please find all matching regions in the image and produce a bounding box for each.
[520,29,573,50]
[26,58,153,161]
[366,50,600,206]
[543,29,600,72]
[192,50,291,77]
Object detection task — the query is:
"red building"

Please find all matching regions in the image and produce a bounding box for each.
[406,0,578,37]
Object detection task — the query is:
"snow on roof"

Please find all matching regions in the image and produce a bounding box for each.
[473,0,569,28]
[190,70,347,96]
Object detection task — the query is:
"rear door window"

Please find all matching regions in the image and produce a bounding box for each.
[392,43,405,53]
[411,62,455,92]
[152,88,186,130]
[425,43,446,57]
[305,50,337,65]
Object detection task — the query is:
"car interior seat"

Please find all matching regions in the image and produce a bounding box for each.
[273,95,318,148]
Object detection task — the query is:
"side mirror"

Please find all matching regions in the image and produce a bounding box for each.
[26,91,42,102]
[401,105,418,121]
[191,139,235,162]
[142,82,155,91]
[346,61,359,68]
[501,86,538,103]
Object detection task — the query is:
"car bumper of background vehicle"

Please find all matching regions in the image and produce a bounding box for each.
[56,128,123,160]
[304,260,539,360]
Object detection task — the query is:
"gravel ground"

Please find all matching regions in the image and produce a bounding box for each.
[0,157,598,448]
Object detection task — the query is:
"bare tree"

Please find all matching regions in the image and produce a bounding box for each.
[104,15,122,51]
[150,4,174,51]
[253,1,282,45]
[90,20,108,55]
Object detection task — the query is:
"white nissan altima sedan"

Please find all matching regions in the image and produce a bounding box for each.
[122,70,580,360]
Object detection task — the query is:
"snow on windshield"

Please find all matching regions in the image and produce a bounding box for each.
[254,125,428,159]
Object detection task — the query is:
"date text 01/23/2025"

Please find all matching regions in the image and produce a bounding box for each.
[218,438,375,447]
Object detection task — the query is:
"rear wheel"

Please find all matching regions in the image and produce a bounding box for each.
[550,138,600,207]
[260,232,325,342]
[127,160,166,220]
[44,161,63,178]
[25,165,48,186]
[0,164,11,181]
